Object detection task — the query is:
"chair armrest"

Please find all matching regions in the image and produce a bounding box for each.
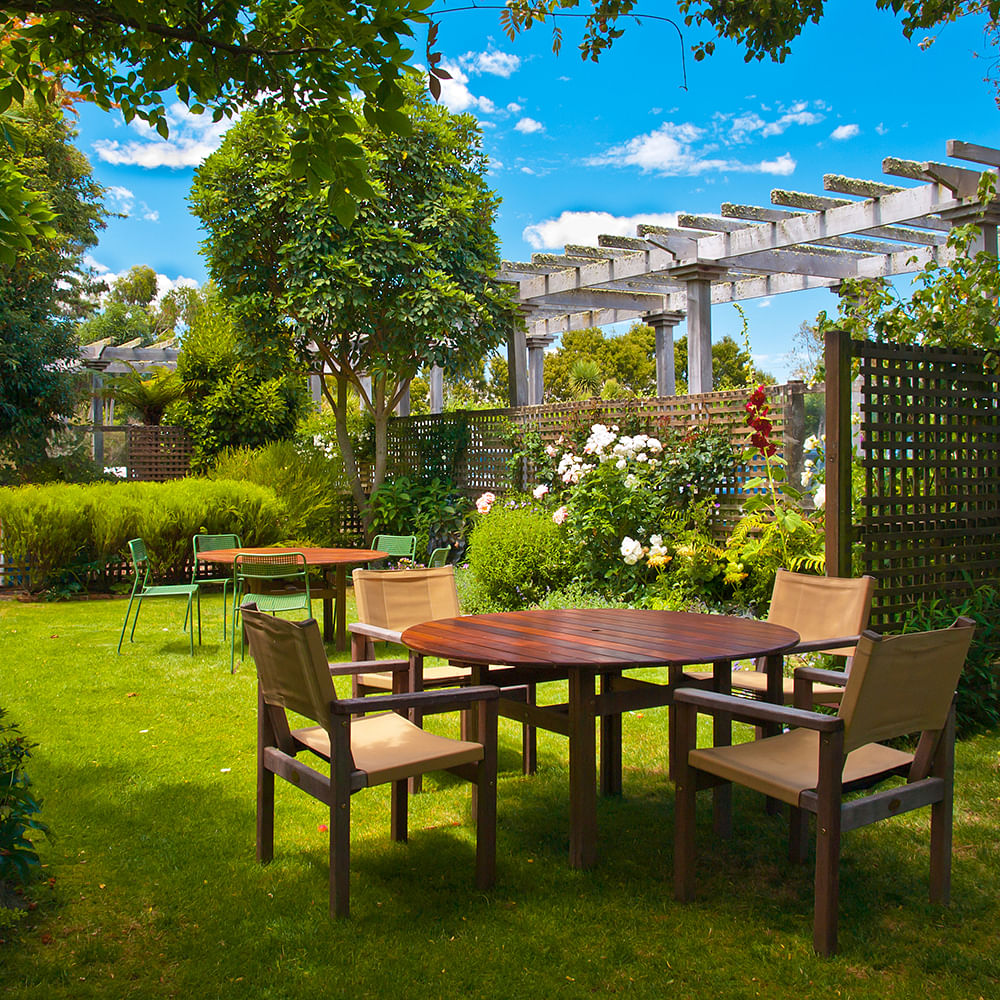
[328,658,409,678]
[332,684,500,716]
[672,688,844,732]
[790,635,859,654]
[348,622,403,643]
[793,665,849,687]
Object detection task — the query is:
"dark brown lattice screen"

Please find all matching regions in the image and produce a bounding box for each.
[855,340,1000,626]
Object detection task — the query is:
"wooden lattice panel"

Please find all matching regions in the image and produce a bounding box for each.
[126,426,193,482]
[855,340,1000,626]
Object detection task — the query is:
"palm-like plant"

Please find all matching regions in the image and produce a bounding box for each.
[104,365,184,425]
[569,358,603,399]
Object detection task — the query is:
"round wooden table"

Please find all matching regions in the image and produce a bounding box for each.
[402,608,799,868]
[196,546,386,651]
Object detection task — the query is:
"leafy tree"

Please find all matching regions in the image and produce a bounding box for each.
[165,287,309,470]
[76,266,193,346]
[820,222,1000,358]
[191,84,517,529]
[0,2,438,247]
[0,100,105,476]
[500,1,998,63]
[105,365,184,426]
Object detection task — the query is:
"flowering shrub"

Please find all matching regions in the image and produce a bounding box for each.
[721,386,824,604]
[521,422,736,597]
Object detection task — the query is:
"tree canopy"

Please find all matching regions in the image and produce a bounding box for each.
[0,100,105,475]
[0,0,436,251]
[191,83,517,528]
[501,0,999,63]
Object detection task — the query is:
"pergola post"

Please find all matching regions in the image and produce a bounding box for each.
[526,332,556,405]
[396,383,410,417]
[91,372,104,467]
[507,308,530,408]
[644,310,685,397]
[429,366,444,414]
[669,263,728,394]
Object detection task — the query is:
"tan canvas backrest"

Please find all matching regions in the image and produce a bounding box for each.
[838,621,975,753]
[767,570,875,656]
[352,565,461,632]
[242,607,336,729]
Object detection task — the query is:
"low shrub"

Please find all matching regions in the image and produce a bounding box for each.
[899,585,1000,736]
[368,476,472,561]
[0,479,284,592]
[208,440,353,546]
[466,494,571,609]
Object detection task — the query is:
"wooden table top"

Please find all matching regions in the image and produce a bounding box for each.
[195,546,387,567]
[402,608,799,670]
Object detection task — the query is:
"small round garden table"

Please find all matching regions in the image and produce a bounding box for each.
[402,608,799,869]
[196,546,387,651]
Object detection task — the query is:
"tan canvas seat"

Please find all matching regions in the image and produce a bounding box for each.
[350,565,538,776]
[673,617,975,955]
[242,604,498,918]
[685,570,875,705]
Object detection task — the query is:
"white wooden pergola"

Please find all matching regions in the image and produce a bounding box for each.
[498,139,1000,405]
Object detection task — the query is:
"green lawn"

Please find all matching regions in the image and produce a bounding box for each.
[2,592,999,998]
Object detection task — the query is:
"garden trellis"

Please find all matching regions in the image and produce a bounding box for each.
[498,139,1000,404]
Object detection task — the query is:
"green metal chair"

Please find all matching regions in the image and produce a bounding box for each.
[192,532,242,637]
[369,534,417,570]
[427,545,451,568]
[231,551,311,673]
[118,538,201,656]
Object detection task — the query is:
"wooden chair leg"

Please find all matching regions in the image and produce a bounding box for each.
[257,765,274,863]
[673,701,698,902]
[813,730,844,956]
[408,651,425,795]
[331,716,352,919]
[474,698,498,890]
[789,805,809,864]
[929,708,956,903]
[522,681,537,775]
[390,779,408,842]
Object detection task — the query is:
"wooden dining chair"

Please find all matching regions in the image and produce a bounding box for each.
[673,617,975,955]
[349,565,538,779]
[241,605,498,918]
[684,570,876,705]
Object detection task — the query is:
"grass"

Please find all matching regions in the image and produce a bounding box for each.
[1,590,999,998]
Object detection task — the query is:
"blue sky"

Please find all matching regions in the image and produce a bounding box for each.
[72,5,1000,380]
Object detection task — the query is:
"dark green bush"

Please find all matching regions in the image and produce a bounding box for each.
[368,475,472,560]
[466,495,571,609]
[0,708,49,898]
[898,586,1000,736]
[0,479,284,591]
[208,440,352,546]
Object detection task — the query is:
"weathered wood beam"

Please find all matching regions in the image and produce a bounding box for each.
[514,244,676,300]
[946,139,1000,169]
[526,288,667,312]
[599,234,651,251]
[564,244,634,258]
[883,156,992,199]
[823,174,902,198]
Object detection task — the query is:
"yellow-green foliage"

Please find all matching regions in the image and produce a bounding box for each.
[0,479,284,591]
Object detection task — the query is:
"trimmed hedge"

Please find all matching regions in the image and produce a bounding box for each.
[0,479,284,592]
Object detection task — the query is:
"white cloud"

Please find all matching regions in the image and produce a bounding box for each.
[587,121,795,177]
[460,49,521,78]
[515,117,544,134]
[507,102,522,114]
[523,210,681,251]
[93,102,233,169]
[725,102,824,143]
[141,205,160,223]
[831,123,860,141]
[761,109,822,136]
[757,299,772,308]
[435,62,497,115]
[105,186,135,215]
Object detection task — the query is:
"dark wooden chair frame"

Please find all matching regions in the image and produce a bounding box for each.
[673,647,965,955]
[249,613,499,918]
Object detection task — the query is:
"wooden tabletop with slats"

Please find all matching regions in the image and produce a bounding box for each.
[402,608,799,671]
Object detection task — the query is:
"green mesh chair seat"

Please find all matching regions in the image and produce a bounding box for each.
[118,538,201,656]
[369,534,417,570]
[427,545,451,567]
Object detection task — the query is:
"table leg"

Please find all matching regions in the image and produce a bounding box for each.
[764,651,783,816]
[335,565,347,652]
[712,659,733,837]
[568,668,598,869]
[599,670,623,797]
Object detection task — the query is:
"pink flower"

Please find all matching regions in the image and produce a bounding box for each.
[552,505,569,525]
[533,484,549,499]
[476,492,496,515]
